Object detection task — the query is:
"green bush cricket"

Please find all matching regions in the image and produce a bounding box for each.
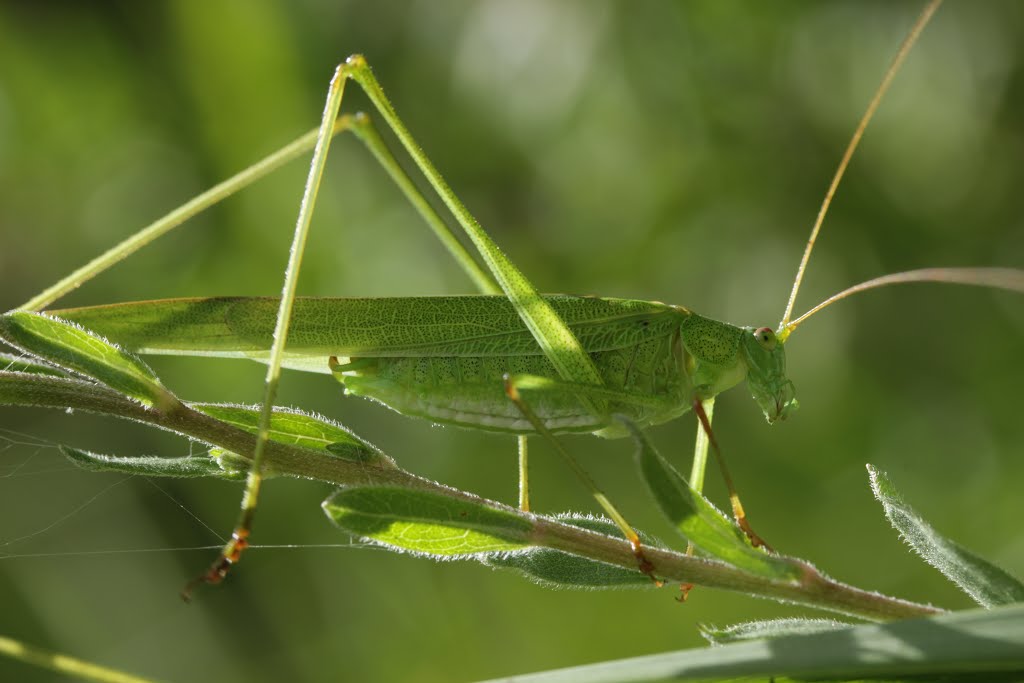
[4,0,1023,603]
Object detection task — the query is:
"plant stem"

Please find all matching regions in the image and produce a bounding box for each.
[0,370,944,622]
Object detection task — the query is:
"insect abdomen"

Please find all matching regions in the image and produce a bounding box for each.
[336,333,690,436]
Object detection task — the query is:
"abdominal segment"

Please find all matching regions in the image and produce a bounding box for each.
[333,335,688,436]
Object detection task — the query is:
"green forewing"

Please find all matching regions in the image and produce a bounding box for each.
[50,296,686,372]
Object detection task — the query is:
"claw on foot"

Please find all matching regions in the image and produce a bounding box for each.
[676,541,696,602]
[630,538,664,587]
[180,528,250,602]
[736,515,774,553]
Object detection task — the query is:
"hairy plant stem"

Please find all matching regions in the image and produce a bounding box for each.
[1,370,943,622]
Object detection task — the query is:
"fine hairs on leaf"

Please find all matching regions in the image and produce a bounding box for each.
[698,617,851,645]
[60,445,244,480]
[0,312,173,410]
[868,464,1024,608]
[0,351,69,377]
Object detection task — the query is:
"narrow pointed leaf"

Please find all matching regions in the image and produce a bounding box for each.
[868,464,1024,607]
[627,419,799,581]
[61,446,243,480]
[0,312,172,408]
[483,549,653,589]
[698,618,849,645]
[193,403,392,467]
[0,352,67,377]
[483,515,662,589]
[324,487,532,555]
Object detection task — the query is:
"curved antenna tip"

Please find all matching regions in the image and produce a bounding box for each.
[783,267,1024,338]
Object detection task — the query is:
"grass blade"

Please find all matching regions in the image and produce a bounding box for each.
[475,603,1024,683]
[0,634,161,683]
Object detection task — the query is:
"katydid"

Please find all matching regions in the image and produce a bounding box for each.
[50,292,796,564]
[8,0,1024,595]
[50,295,796,434]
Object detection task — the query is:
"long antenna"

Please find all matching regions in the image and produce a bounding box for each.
[778,0,942,337]
[783,267,1024,335]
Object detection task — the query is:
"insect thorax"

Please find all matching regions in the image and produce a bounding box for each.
[679,314,748,400]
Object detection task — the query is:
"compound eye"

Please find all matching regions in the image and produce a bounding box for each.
[754,327,777,350]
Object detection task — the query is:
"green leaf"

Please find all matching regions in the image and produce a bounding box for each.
[626,419,799,581]
[0,312,172,409]
[698,618,850,645]
[474,603,1024,683]
[60,446,244,480]
[868,464,1024,607]
[323,487,532,555]
[483,515,662,589]
[193,403,392,467]
[0,352,67,377]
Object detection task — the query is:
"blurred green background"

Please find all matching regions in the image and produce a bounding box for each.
[1,1,1023,681]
